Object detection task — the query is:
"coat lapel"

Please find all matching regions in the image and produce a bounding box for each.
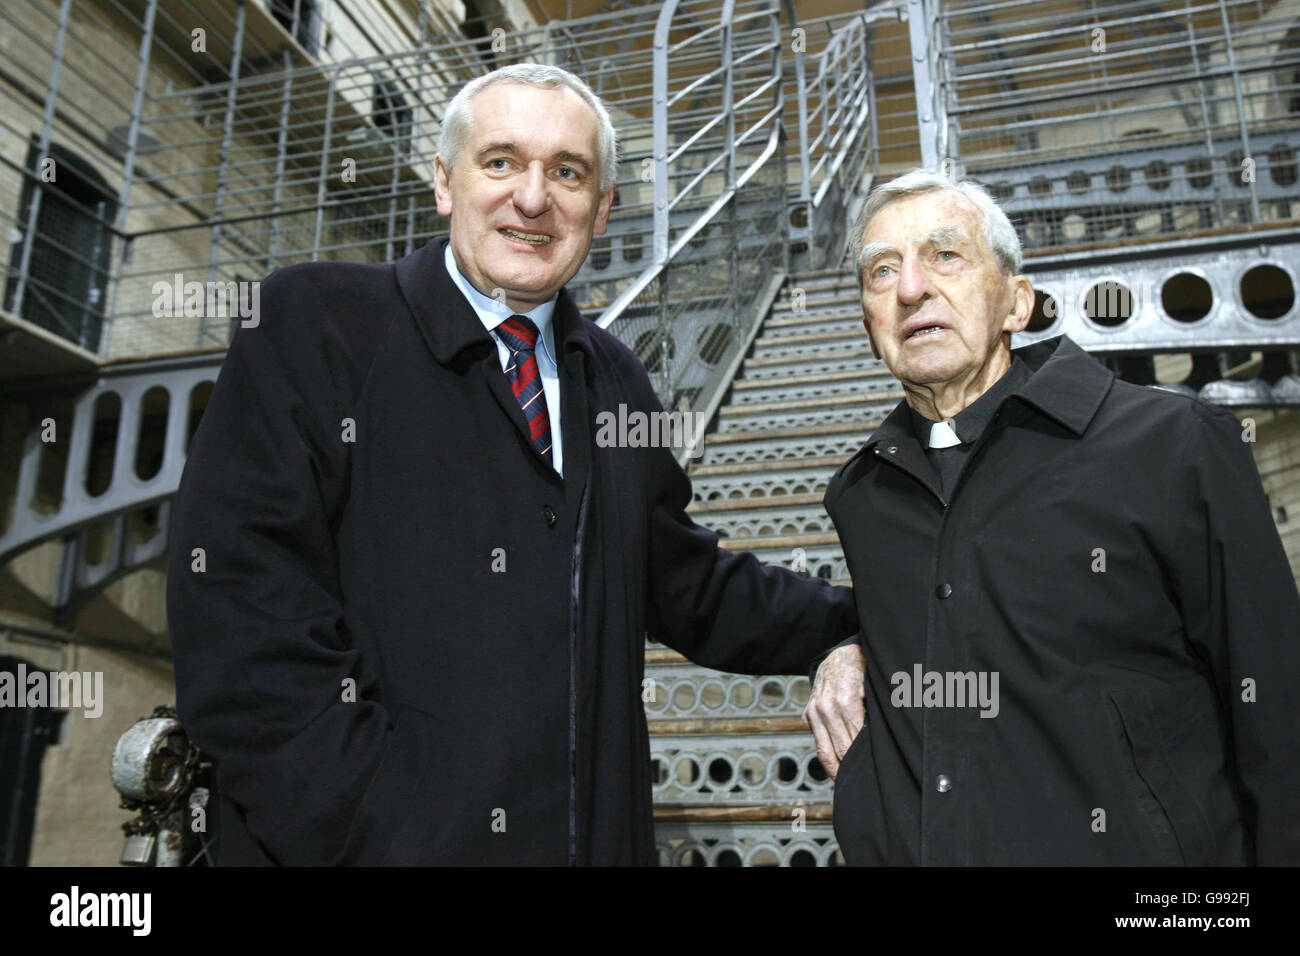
[395,235,567,473]
[559,326,591,496]
[866,402,944,504]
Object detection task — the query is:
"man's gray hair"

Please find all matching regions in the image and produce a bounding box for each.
[438,63,619,193]
[850,168,1023,277]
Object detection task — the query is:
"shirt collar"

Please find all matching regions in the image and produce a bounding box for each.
[908,355,1033,446]
[871,334,1114,453]
[444,241,558,365]
[1010,334,1114,436]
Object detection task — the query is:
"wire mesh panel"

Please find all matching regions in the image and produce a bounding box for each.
[937,0,1300,253]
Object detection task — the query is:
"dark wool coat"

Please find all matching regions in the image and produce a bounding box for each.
[826,334,1300,865]
[166,236,857,865]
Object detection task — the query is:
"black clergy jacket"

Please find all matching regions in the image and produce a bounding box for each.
[165,236,857,866]
[826,334,1300,865]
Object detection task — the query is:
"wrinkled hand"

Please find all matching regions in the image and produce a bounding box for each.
[802,642,866,780]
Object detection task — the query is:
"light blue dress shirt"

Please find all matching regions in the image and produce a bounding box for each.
[444,242,563,476]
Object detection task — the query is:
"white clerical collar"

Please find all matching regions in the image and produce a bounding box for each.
[929,419,962,448]
[443,242,557,363]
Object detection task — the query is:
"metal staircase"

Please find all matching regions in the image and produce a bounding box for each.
[649,266,890,865]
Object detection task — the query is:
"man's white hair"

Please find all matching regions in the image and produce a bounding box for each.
[850,168,1023,277]
[438,63,619,194]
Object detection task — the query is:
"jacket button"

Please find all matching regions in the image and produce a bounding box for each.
[542,505,557,527]
[886,445,898,454]
[936,774,952,793]
[936,582,953,599]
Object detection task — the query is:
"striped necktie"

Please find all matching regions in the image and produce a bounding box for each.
[495,314,553,465]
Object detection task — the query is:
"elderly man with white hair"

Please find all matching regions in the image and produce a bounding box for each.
[802,168,1300,865]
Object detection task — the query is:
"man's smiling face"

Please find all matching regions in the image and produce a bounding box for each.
[434,81,614,313]
[857,190,1032,399]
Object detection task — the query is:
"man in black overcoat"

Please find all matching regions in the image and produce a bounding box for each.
[803,169,1300,864]
[166,64,857,865]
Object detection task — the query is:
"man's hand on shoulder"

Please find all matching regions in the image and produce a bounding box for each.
[802,642,866,779]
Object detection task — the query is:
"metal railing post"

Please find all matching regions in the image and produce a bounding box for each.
[103,0,159,358]
[1185,3,1226,228]
[313,64,343,261]
[8,0,76,322]
[907,0,939,170]
[793,22,812,243]
[1216,0,1261,222]
[203,0,246,347]
[268,48,294,271]
[651,2,679,267]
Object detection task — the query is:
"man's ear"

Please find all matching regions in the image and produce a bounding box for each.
[593,185,615,235]
[1003,274,1034,335]
[434,155,453,217]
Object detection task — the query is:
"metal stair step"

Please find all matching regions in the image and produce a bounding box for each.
[704,420,870,445]
[643,662,810,719]
[654,818,841,866]
[687,454,850,477]
[753,327,869,349]
[729,377,898,407]
[650,716,809,734]
[689,492,824,513]
[686,456,845,506]
[788,273,859,293]
[696,422,873,468]
[790,265,856,281]
[649,730,833,805]
[780,289,861,309]
[714,399,897,436]
[653,804,833,822]
[686,497,836,538]
[749,337,872,362]
[717,531,840,552]
[744,345,875,372]
[712,531,849,582]
[765,308,863,329]
[720,388,904,417]
[732,366,890,391]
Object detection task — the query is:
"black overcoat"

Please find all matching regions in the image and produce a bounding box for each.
[826,334,1300,865]
[166,236,857,865]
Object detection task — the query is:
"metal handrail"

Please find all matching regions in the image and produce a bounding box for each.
[599,0,882,333]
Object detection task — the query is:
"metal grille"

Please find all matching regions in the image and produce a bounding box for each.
[934,0,1300,252]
